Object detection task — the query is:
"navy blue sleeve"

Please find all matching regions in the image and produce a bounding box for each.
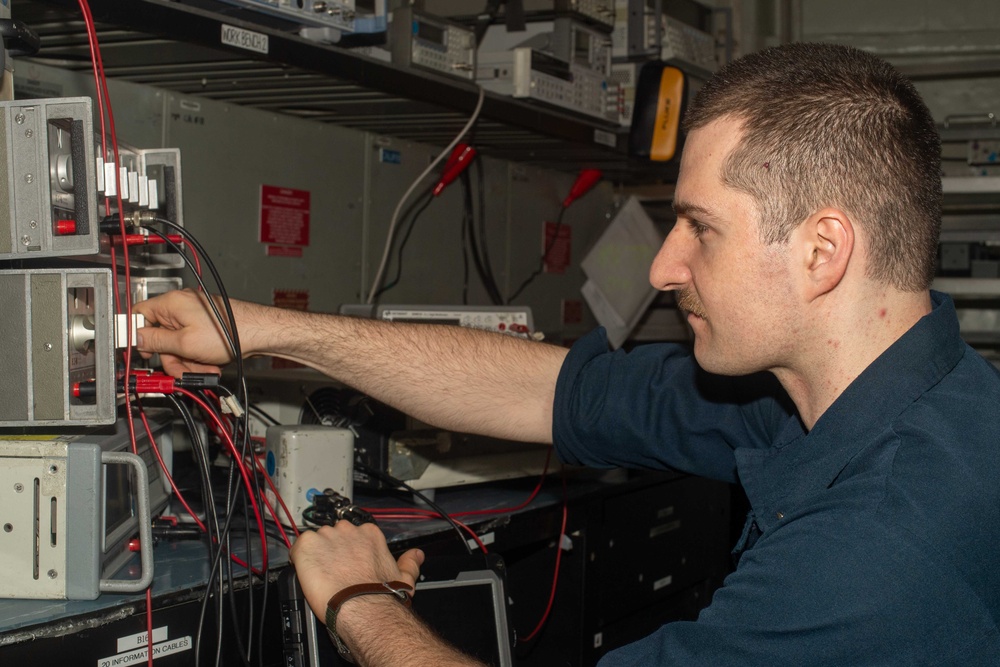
[597,486,1000,667]
[552,328,794,483]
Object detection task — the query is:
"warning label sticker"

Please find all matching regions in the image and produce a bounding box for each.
[543,221,571,274]
[260,185,311,247]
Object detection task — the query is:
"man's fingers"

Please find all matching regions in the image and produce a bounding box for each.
[396,549,425,588]
[135,325,167,354]
[159,354,223,378]
[133,288,186,325]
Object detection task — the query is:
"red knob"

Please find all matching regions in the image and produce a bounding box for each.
[55,219,77,235]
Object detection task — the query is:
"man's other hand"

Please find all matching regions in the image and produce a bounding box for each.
[290,522,425,622]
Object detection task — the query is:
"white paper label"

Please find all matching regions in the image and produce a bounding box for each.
[98,635,192,667]
[117,626,168,653]
[221,24,269,54]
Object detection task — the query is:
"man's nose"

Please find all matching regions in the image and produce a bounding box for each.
[649,225,691,292]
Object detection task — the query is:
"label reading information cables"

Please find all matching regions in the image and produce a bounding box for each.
[99,626,191,667]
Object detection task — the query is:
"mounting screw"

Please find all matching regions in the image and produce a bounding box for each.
[47,569,58,579]
[21,235,31,246]
[48,465,58,474]
[29,220,37,229]
[3,524,12,533]
[13,483,23,493]
[25,174,34,184]
[14,113,24,124]
[24,129,33,138]
[43,342,52,351]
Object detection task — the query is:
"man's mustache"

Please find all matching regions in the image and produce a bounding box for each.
[677,289,708,320]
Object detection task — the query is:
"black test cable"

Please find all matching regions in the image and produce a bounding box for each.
[143,219,264,653]
[460,185,472,305]
[462,168,503,305]
[164,393,221,550]
[197,391,255,667]
[193,386,269,667]
[372,190,435,301]
[460,117,477,304]
[225,384,275,667]
[507,205,569,304]
[112,220,259,666]
[455,123,501,305]
[475,159,495,294]
[466,160,503,305]
[248,404,281,428]
[125,229,237,664]
[161,389,230,666]
[137,221,266,667]
[213,390,260,667]
[355,463,474,556]
[140,228,254,666]
[458,169,490,303]
[460,169,476,303]
[475,160,501,303]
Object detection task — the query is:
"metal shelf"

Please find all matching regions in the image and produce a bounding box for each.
[16,0,676,182]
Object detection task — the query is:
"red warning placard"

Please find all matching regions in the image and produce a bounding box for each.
[543,221,571,274]
[260,185,310,246]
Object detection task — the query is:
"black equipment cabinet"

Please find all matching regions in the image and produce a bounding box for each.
[388,470,732,667]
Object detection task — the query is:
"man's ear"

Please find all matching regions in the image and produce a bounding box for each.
[796,207,854,300]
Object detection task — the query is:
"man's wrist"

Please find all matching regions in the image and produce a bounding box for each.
[325,581,413,663]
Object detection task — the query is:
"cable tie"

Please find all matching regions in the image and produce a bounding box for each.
[221,394,245,418]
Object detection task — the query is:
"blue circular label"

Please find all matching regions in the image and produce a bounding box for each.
[265,450,276,476]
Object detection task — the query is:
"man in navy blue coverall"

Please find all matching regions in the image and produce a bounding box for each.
[136,42,1000,666]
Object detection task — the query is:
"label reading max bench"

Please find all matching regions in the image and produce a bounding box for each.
[221,24,269,54]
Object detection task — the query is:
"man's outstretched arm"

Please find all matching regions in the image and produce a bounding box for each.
[134,290,568,443]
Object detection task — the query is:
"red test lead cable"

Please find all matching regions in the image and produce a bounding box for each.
[562,168,603,208]
[175,387,271,570]
[115,234,185,247]
[432,143,477,197]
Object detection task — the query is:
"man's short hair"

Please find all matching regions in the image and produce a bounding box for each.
[684,42,941,291]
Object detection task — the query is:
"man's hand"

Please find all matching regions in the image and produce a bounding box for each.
[291,524,483,666]
[134,289,240,377]
[290,522,424,621]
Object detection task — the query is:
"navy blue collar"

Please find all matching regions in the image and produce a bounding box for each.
[736,291,965,530]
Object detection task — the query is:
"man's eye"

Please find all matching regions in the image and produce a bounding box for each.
[689,220,709,238]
